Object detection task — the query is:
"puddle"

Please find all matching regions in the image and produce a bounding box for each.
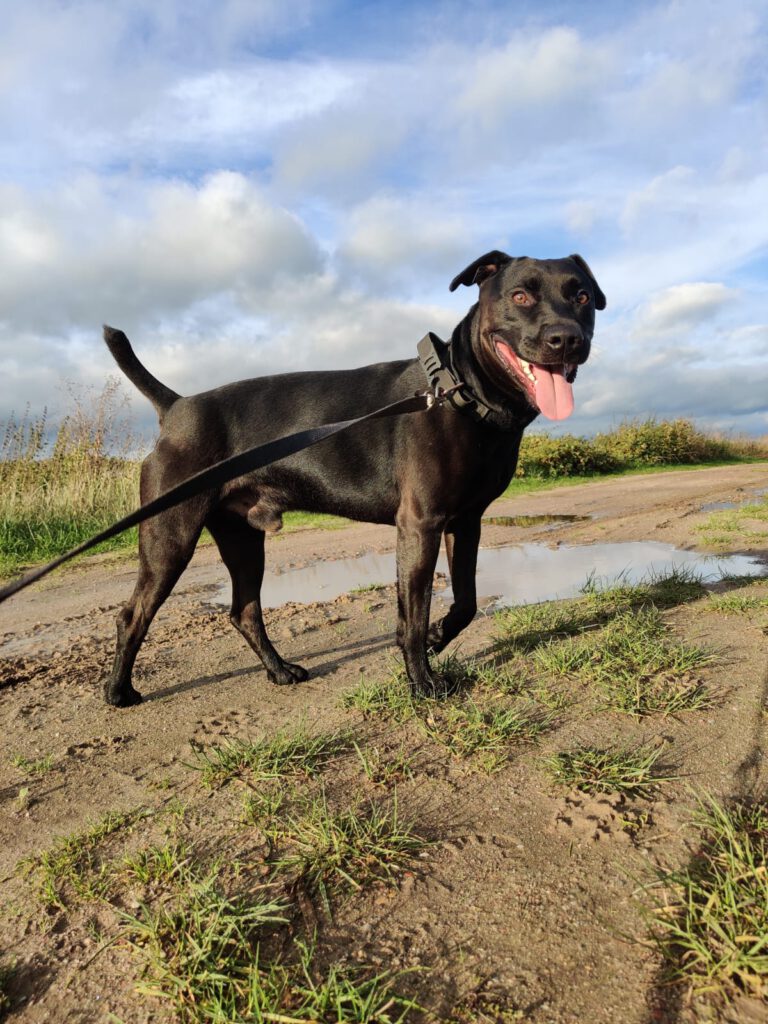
[701,488,768,513]
[211,541,766,611]
[483,514,590,528]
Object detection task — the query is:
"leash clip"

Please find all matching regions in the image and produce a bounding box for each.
[417,385,460,410]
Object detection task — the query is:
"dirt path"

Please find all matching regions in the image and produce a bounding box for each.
[2,463,768,1024]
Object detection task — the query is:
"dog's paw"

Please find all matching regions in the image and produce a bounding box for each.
[268,661,309,686]
[104,685,143,708]
[410,672,456,700]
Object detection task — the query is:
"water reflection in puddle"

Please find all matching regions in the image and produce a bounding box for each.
[701,488,768,513]
[212,541,766,611]
[483,514,590,528]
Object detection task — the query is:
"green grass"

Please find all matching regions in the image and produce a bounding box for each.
[533,606,714,716]
[25,809,145,908]
[649,797,768,999]
[282,510,352,532]
[127,882,417,1024]
[122,864,290,1021]
[344,654,551,772]
[494,573,715,718]
[341,673,418,720]
[696,494,768,549]
[189,727,353,788]
[709,592,768,614]
[420,699,551,773]
[353,742,415,786]
[542,744,673,796]
[494,568,707,657]
[270,793,429,906]
[25,799,420,1021]
[259,942,421,1024]
[242,786,292,835]
[10,753,55,777]
[121,839,193,888]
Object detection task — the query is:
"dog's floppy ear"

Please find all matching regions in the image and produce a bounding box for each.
[449,250,512,292]
[569,253,606,310]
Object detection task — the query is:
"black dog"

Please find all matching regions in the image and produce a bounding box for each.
[103,251,605,706]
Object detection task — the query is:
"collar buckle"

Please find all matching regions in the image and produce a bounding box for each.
[417,332,491,421]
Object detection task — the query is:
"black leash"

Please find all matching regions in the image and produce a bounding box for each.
[0,389,438,605]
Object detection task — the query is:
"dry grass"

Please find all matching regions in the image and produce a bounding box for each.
[0,379,144,574]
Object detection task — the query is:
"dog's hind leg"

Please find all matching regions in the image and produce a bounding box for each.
[104,498,209,707]
[207,512,309,686]
[427,513,481,653]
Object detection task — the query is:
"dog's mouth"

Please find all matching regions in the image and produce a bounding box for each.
[493,336,578,422]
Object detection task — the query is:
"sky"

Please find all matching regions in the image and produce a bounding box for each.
[1,0,767,441]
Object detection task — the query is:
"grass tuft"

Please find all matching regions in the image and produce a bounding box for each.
[122,866,289,1020]
[533,607,714,716]
[696,494,768,550]
[121,839,193,888]
[542,744,673,796]
[709,593,768,615]
[420,699,551,773]
[494,567,707,657]
[189,727,353,788]
[354,743,415,787]
[341,674,417,720]
[271,793,428,906]
[25,809,144,908]
[649,797,768,998]
[265,940,421,1024]
[10,753,55,777]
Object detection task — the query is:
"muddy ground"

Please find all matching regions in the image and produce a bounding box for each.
[2,463,768,1024]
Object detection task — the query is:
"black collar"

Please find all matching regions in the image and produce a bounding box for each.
[417,332,494,423]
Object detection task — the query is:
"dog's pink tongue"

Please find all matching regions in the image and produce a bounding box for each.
[534,365,574,421]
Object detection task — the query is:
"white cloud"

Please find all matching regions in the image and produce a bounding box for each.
[457,27,615,120]
[565,201,599,235]
[0,173,323,333]
[336,194,471,291]
[129,61,356,159]
[634,283,737,335]
[620,166,697,237]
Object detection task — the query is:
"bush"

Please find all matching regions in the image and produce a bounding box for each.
[516,433,619,479]
[593,419,732,467]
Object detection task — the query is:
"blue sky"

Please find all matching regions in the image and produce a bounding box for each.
[1,0,767,438]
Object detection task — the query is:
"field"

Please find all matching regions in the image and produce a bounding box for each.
[2,462,768,1023]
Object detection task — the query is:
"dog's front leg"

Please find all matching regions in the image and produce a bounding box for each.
[427,513,481,653]
[395,514,445,697]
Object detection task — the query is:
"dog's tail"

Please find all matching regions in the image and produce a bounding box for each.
[103,326,180,420]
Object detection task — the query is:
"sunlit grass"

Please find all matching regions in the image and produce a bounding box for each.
[649,797,768,999]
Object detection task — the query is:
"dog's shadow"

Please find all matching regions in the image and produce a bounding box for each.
[144,630,396,702]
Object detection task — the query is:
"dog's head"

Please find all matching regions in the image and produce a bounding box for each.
[450,251,605,422]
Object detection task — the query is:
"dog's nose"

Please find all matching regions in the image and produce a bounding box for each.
[541,323,583,359]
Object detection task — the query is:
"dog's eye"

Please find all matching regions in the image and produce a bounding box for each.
[575,290,590,306]
[512,290,532,306]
